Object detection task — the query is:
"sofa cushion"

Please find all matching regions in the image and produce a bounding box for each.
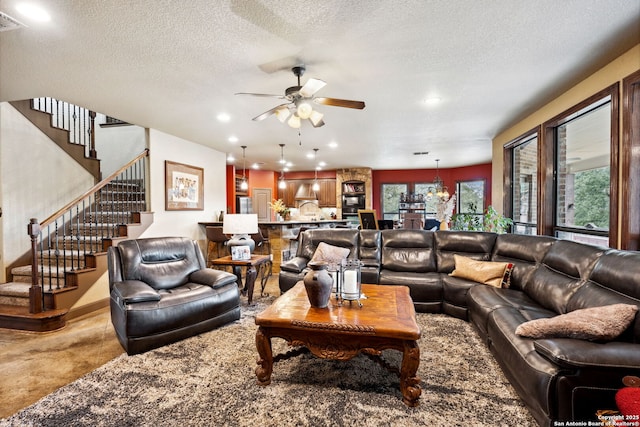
[515,304,638,341]
[435,231,497,273]
[359,229,381,266]
[467,285,553,341]
[116,237,204,290]
[298,229,359,260]
[526,240,606,314]
[310,242,350,265]
[491,234,556,291]
[450,254,512,288]
[381,229,436,272]
[567,250,640,343]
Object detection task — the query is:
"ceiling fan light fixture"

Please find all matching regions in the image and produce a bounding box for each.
[275,106,290,123]
[296,102,313,119]
[299,78,327,98]
[288,114,301,129]
[309,110,324,126]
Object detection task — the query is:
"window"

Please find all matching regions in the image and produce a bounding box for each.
[456,180,485,218]
[414,183,438,215]
[552,95,612,247]
[512,135,538,235]
[381,183,407,220]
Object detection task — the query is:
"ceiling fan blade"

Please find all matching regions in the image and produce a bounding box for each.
[314,97,365,109]
[310,118,325,128]
[299,78,326,98]
[252,103,291,121]
[235,92,286,99]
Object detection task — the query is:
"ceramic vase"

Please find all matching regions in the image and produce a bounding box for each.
[303,261,333,308]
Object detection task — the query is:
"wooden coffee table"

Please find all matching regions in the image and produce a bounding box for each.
[255,282,422,406]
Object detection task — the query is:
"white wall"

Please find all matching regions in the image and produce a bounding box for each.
[0,102,95,281]
[93,114,146,177]
[140,129,227,250]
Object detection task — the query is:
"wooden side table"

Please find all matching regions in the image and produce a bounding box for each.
[209,254,271,304]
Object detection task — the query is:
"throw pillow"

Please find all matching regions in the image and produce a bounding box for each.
[515,304,638,341]
[449,254,512,288]
[310,242,350,265]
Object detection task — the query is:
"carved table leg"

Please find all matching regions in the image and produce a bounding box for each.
[400,340,421,407]
[232,265,243,292]
[245,265,258,304]
[255,327,273,385]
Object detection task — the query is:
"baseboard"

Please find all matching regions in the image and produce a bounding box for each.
[67,298,110,321]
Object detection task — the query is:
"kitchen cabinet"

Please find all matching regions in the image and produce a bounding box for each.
[278,179,336,208]
[278,182,296,207]
[317,179,337,207]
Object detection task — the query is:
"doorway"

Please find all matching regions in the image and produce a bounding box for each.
[252,188,272,222]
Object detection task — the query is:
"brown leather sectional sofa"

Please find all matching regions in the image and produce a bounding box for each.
[278,228,640,426]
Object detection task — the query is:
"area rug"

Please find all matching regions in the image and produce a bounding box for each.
[1,298,536,426]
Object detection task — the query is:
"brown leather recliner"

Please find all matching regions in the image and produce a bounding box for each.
[107,236,240,355]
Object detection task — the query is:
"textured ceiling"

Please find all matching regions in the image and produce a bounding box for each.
[0,0,639,172]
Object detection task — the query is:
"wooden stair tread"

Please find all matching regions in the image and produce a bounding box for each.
[0,304,67,319]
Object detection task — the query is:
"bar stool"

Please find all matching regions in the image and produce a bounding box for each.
[205,226,229,266]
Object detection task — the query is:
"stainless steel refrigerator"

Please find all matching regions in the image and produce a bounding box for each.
[236,196,252,214]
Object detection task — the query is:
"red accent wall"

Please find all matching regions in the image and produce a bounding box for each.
[225,165,236,213]
[250,169,277,193]
[371,163,492,215]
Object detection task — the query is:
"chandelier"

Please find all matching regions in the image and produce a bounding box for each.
[427,159,449,199]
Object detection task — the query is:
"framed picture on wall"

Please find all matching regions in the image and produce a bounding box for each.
[165,160,204,210]
[358,209,378,230]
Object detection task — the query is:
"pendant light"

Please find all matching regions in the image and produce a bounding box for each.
[240,145,248,191]
[312,148,320,192]
[427,159,448,199]
[278,144,287,189]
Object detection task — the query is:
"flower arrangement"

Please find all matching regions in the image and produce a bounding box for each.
[435,193,456,224]
[269,199,290,219]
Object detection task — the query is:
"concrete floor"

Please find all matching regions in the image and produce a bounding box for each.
[0,273,280,419]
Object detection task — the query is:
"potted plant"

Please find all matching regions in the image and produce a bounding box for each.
[451,204,512,233]
[269,199,291,221]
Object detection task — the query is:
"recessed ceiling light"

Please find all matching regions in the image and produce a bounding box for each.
[228,135,238,143]
[16,3,50,22]
[319,161,326,167]
[286,162,292,168]
[424,97,441,106]
[227,154,235,162]
[328,141,338,148]
[217,113,230,122]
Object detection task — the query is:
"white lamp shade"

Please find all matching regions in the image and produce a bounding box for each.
[296,102,313,119]
[309,110,324,126]
[275,107,291,123]
[223,214,258,235]
[287,114,301,129]
[278,179,287,189]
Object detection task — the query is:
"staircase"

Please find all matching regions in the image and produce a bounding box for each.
[0,99,152,331]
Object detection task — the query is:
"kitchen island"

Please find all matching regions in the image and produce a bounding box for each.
[198,219,351,274]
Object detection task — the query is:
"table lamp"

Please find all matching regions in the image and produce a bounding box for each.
[223,214,259,253]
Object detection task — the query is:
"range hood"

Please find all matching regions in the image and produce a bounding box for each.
[294,181,317,200]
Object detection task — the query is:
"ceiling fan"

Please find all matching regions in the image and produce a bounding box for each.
[235,65,365,128]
